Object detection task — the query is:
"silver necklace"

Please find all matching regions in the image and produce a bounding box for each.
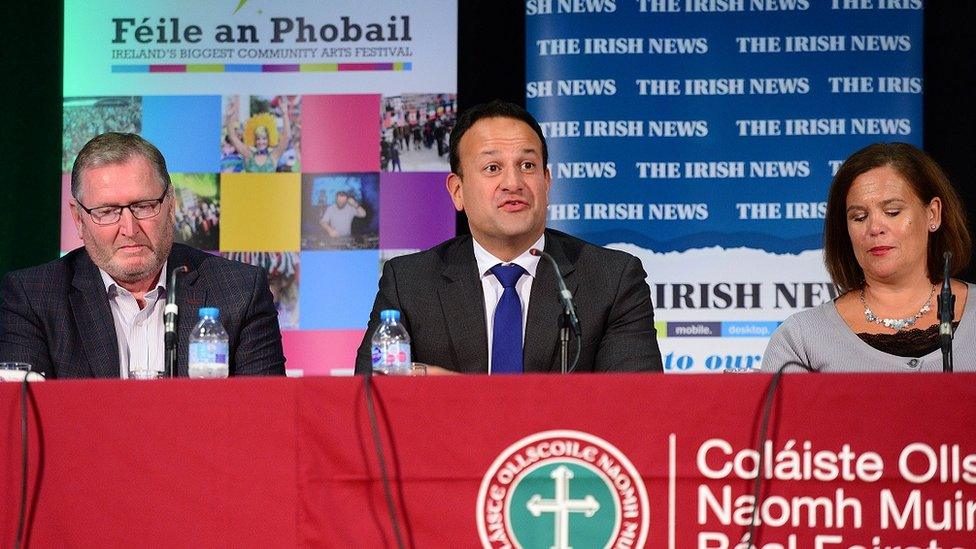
[860,285,935,331]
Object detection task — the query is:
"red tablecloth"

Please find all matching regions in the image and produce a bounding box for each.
[2,374,975,547]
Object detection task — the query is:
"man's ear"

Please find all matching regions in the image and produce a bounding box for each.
[544,166,552,198]
[446,172,464,212]
[69,199,85,240]
[167,188,177,224]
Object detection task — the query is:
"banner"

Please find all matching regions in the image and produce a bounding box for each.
[62,0,458,375]
[525,0,923,372]
[4,374,974,546]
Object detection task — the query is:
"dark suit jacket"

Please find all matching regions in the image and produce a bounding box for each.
[0,243,285,379]
[355,229,663,374]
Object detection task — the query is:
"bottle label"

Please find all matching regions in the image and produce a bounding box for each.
[189,341,229,365]
[371,342,411,373]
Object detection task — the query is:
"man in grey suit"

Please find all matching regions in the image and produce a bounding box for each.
[0,132,285,378]
[355,101,663,374]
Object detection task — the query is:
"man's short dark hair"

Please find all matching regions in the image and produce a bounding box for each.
[449,100,548,176]
[71,132,171,200]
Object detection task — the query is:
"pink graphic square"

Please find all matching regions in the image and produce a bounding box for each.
[301,95,381,173]
[282,329,366,376]
[61,173,83,253]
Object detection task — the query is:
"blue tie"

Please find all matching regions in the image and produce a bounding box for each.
[490,263,526,374]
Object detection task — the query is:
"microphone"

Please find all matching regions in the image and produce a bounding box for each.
[938,251,954,373]
[530,248,580,337]
[165,265,188,378]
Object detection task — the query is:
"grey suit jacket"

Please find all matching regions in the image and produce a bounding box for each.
[0,243,285,379]
[355,229,663,374]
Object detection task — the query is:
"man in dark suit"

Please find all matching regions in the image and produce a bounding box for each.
[355,101,663,374]
[0,132,285,378]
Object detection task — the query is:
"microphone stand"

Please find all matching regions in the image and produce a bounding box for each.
[938,252,954,373]
[530,248,581,373]
[164,266,188,378]
[559,312,571,374]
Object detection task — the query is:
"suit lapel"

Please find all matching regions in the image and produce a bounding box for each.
[69,253,120,378]
[170,245,207,377]
[524,232,578,373]
[437,239,489,373]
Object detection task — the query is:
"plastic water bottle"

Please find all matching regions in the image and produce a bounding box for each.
[370,309,411,375]
[188,307,229,378]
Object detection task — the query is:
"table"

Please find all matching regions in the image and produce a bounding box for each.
[2,374,974,547]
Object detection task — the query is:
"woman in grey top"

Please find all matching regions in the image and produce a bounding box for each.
[764,143,973,373]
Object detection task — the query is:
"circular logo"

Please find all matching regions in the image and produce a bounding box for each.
[476,430,649,549]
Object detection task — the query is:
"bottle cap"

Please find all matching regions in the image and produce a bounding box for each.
[380,309,400,322]
[198,307,220,319]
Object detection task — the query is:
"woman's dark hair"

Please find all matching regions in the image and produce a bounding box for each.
[824,142,971,293]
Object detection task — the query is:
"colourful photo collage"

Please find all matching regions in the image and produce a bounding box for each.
[61,94,458,375]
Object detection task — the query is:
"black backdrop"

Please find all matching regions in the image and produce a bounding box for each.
[1,2,972,281]
[924,3,976,281]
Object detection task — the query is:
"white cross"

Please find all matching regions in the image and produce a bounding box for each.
[525,465,600,549]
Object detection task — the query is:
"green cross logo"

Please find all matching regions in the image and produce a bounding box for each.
[477,430,649,549]
[511,463,614,548]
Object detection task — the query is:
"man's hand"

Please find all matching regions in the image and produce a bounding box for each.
[420,364,460,376]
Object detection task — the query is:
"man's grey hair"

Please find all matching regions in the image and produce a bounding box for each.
[70,132,172,200]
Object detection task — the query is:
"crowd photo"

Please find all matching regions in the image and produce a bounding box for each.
[380,93,456,172]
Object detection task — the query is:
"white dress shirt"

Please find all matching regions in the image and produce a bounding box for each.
[99,262,167,378]
[471,234,545,374]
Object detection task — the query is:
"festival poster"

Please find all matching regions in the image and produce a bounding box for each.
[62,0,458,375]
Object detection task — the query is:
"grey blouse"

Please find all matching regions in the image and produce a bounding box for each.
[762,283,976,373]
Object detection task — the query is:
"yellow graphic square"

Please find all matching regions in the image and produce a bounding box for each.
[220,173,301,251]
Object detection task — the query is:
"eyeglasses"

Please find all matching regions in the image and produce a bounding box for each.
[75,182,169,226]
